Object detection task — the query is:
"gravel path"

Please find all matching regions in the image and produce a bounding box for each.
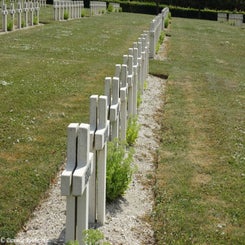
[98,74,165,245]
[15,47,166,245]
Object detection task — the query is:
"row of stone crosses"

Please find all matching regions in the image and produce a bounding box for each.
[1,1,121,32]
[53,1,120,21]
[1,0,41,32]
[60,8,169,245]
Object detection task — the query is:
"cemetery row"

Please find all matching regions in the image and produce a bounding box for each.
[53,1,121,21]
[1,1,40,32]
[218,12,244,26]
[1,1,120,32]
[53,0,86,20]
[60,7,169,245]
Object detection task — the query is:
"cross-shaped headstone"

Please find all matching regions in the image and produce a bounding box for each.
[61,123,93,244]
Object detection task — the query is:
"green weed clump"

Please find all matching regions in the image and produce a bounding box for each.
[81,9,86,17]
[164,17,169,28]
[7,21,13,31]
[64,11,69,20]
[66,241,79,245]
[168,11,171,20]
[126,116,140,146]
[107,3,114,13]
[156,31,165,54]
[106,139,134,202]
[137,92,142,108]
[65,229,111,245]
[164,11,171,28]
[66,229,111,245]
[21,20,26,28]
[33,16,38,25]
[82,229,111,245]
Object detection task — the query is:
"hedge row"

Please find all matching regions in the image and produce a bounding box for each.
[169,6,218,21]
[117,1,217,20]
[116,1,160,15]
[117,0,245,12]
[113,1,244,22]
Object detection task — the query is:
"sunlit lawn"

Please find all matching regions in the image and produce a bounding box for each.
[0,8,153,237]
[150,18,245,244]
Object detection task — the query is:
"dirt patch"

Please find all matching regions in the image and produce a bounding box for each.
[191,173,212,185]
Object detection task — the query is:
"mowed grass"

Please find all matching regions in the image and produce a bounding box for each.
[0,8,153,238]
[150,18,245,244]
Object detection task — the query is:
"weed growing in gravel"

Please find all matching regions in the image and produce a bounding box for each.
[66,240,79,245]
[82,229,111,245]
[107,3,114,13]
[156,31,165,54]
[33,16,38,25]
[64,11,69,20]
[126,116,140,146]
[65,229,111,244]
[7,21,13,31]
[106,139,134,202]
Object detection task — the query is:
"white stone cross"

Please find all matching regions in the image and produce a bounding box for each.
[16,2,22,29]
[94,96,109,225]
[88,95,98,224]
[61,123,79,242]
[2,4,8,32]
[29,2,34,26]
[88,95,109,225]
[105,77,120,140]
[9,3,16,31]
[132,46,138,115]
[61,123,93,244]
[72,123,93,245]
[23,2,29,27]
[125,53,134,116]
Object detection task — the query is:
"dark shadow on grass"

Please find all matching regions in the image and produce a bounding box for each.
[149,72,169,80]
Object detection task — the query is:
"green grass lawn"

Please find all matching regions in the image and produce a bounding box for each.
[0,9,153,238]
[150,18,245,244]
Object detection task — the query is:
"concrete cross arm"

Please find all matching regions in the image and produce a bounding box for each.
[72,153,93,196]
[110,102,120,122]
[61,123,79,196]
[127,74,133,87]
[120,87,127,102]
[95,120,110,150]
[61,166,75,196]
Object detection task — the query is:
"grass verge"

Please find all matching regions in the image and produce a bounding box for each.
[150,18,245,244]
[0,9,153,238]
